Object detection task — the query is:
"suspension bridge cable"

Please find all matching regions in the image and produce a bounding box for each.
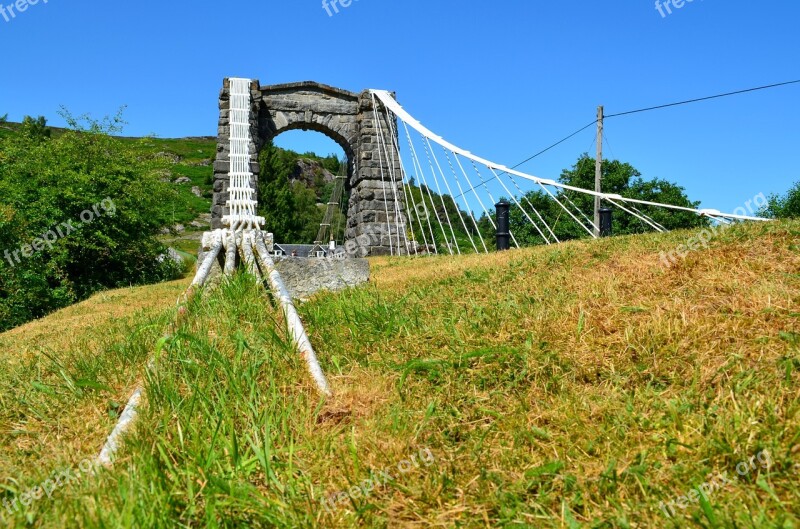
[453,153,496,252]
[537,181,598,239]
[387,108,428,255]
[377,102,411,254]
[454,79,799,202]
[606,198,664,232]
[370,93,396,255]
[422,136,462,254]
[396,126,433,255]
[443,149,484,253]
[506,173,557,244]
[471,161,522,248]
[562,190,598,233]
[630,205,666,232]
[404,121,447,254]
[370,90,767,222]
[427,138,472,254]
[490,167,559,245]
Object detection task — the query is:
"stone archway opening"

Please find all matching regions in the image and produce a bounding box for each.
[262,129,350,246]
[212,79,407,255]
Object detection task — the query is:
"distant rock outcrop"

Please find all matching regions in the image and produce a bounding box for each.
[290,159,336,189]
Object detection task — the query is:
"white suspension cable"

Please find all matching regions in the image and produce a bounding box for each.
[442,150,484,253]
[373,96,404,253]
[505,172,557,244]
[369,93,395,256]
[417,132,456,255]
[454,153,498,251]
[377,102,412,255]
[425,137,469,255]
[561,191,599,234]
[707,214,733,226]
[468,160,521,249]
[537,182,599,239]
[403,122,441,254]
[386,108,427,255]
[605,198,665,232]
[369,90,768,223]
[490,167,558,245]
[630,205,667,231]
[401,122,439,254]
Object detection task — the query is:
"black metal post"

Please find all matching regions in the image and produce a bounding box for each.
[495,200,511,251]
[599,207,613,237]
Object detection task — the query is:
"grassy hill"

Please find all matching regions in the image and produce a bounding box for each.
[0,119,354,332]
[0,221,798,528]
[0,121,346,253]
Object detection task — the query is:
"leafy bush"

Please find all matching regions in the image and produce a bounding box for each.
[476,154,708,246]
[761,180,800,219]
[0,111,184,331]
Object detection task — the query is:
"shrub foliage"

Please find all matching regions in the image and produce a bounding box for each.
[0,112,183,331]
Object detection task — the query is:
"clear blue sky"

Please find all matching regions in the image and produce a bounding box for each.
[1,0,798,213]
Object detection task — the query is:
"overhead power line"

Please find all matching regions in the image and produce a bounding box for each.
[453,119,598,199]
[507,119,598,169]
[605,78,800,118]
[456,78,800,198]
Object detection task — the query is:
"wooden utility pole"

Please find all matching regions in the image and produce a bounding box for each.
[594,106,604,237]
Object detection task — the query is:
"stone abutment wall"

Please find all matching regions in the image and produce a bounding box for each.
[212,79,406,255]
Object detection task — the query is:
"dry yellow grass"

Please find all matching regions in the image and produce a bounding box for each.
[0,221,798,528]
[0,277,191,364]
[0,277,190,485]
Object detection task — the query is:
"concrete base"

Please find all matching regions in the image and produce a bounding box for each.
[273,257,370,301]
[196,230,369,300]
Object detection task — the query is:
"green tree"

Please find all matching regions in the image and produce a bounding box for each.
[0,110,183,331]
[21,115,51,140]
[258,141,296,241]
[293,183,325,243]
[761,181,800,218]
[557,154,706,237]
[478,154,708,248]
[320,153,342,174]
[258,141,337,243]
[403,181,480,253]
[0,114,7,124]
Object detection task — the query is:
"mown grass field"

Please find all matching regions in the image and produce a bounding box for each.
[0,221,798,528]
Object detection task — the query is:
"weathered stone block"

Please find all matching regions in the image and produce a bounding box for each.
[273,258,370,301]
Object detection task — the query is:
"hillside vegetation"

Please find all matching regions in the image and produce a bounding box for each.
[0,118,345,331]
[0,221,797,528]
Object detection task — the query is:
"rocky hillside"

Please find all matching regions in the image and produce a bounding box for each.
[290,158,339,189]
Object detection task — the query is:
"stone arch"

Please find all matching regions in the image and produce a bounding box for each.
[211,79,406,255]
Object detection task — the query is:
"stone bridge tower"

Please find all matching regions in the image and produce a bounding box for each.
[211,79,406,255]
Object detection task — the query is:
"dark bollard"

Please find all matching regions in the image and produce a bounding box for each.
[600,207,613,237]
[495,200,511,251]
